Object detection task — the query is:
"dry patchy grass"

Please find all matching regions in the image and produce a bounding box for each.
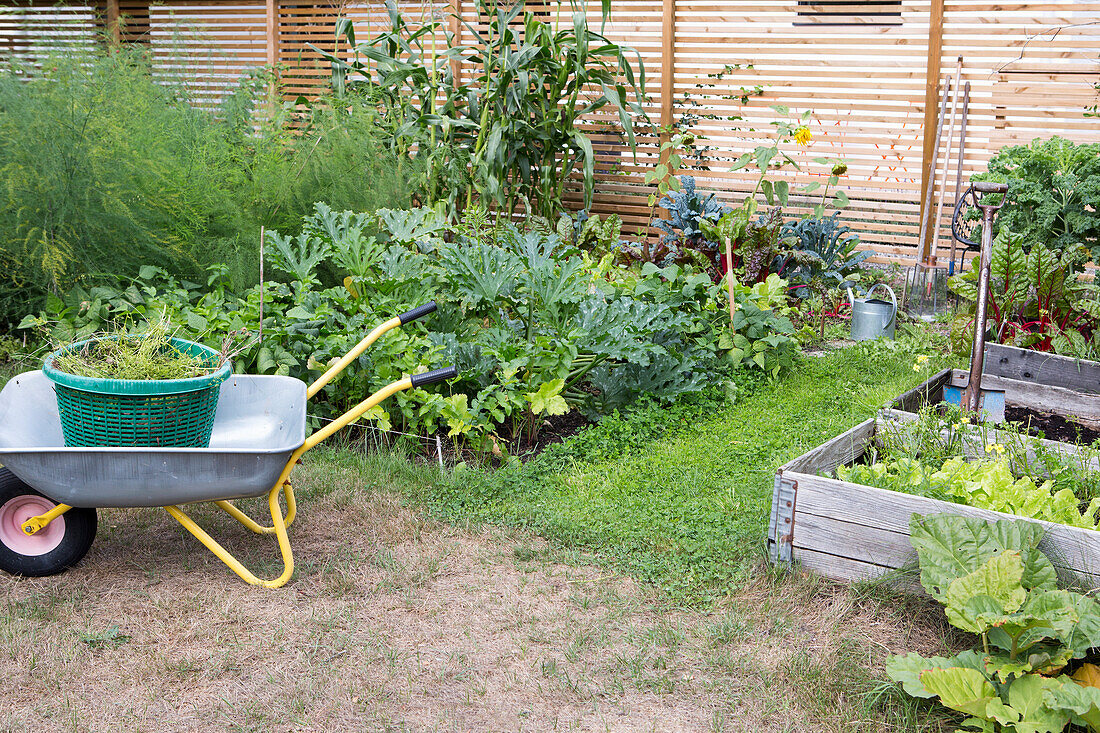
[0,451,958,732]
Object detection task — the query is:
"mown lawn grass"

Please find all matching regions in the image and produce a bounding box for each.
[411,335,954,603]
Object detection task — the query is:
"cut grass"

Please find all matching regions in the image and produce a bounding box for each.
[412,336,954,603]
[50,321,217,381]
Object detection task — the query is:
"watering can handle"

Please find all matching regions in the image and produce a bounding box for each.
[846,287,855,307]
[867,283,897,328]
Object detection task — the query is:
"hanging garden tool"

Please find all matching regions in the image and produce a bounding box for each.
[947,81,971,276]
[904,62,959,321]
[954,181,1009,420]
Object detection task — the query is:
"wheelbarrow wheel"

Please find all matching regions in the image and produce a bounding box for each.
[0,468,96,577]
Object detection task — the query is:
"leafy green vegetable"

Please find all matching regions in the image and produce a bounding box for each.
[838,456,1100,530]
[948,227,1095,350]
[887,515,1100,733]
[23,203,803,456]
[908,514,1056,601]
[974,136,1100,258]
[525,380,569,417]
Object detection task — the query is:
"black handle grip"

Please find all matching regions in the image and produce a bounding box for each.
[398,301,438,325]
[410,366,458,388]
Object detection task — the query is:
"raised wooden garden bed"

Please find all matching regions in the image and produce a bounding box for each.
[767,343,1100,589]
[892,343,1100,436]
[766,415,1100,589]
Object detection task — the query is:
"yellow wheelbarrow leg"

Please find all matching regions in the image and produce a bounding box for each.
[165,483,294,589]
[214,483,297,535]
[21,503,72,535]
[163,302,455,588]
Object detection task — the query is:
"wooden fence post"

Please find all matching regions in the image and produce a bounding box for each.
[658,0,676,217]
[265,0,278,68]
[917,0,945,262]
[105,0,121,45]
[449,0,461,82]
[660,0,674,132]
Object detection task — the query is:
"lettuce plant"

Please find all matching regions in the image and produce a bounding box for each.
[838,456,1100,530]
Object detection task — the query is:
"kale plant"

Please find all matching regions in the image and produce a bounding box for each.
[653,175,730,266]
[775,212,870,298]
[974,136,1100,259]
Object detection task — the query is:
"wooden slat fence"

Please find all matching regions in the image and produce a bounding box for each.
[1,0,1097,263]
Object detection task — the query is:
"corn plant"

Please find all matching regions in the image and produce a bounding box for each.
[318,0,648,220]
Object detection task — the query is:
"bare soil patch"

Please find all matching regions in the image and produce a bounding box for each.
[0,454,955,732]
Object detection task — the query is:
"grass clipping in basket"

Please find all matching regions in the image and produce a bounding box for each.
[53,322,218,381]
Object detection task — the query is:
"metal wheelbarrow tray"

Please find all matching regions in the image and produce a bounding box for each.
[0,303,456,588]
[0,371,307,508]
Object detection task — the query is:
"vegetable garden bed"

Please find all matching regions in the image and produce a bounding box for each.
[892,343,1100,432]
[766,415,1100,589]
[768,344,1100,591]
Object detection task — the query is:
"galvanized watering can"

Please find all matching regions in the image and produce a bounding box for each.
[848,284,897,341]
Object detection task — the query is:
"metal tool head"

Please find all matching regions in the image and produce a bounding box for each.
[951,185,981,249]
[951,182,1009,251]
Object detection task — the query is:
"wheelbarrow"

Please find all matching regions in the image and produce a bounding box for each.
[0,302,456,588]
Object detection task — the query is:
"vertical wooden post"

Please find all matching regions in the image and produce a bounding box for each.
[449,0,461,82]
[917,0,945,261]
[660,0,674,131]
[105,0,121,45]
[658,0,676,209]
[265,0,279,68]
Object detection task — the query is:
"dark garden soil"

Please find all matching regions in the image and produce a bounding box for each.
[1005,404,1100,445]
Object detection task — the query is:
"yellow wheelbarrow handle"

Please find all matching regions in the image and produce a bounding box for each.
[169,305,456,589]
[307,301,439,399]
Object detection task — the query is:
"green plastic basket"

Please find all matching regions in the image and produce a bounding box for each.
[43,337,232,448]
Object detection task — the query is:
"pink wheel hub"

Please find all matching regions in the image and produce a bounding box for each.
[0,495,65,556]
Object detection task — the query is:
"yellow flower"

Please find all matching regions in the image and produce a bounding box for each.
[912,363,921,371]
[793,126,812,146]
[984,443,1005,455]
[916,355,929,364]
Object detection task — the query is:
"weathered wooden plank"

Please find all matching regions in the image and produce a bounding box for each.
[984,343,1100,396]
[796,510,1095,589]
[793,547,917,585]
[791,473,1100,585]
[891,367,950,412]
[780,417,875,475]
[793,510,916,569]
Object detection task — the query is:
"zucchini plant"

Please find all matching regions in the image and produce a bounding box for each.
[21,204,800,456]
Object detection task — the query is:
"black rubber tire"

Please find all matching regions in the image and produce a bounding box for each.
[0,468,97,577]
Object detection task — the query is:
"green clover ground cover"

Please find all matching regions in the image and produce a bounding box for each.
[412,338,945,603]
